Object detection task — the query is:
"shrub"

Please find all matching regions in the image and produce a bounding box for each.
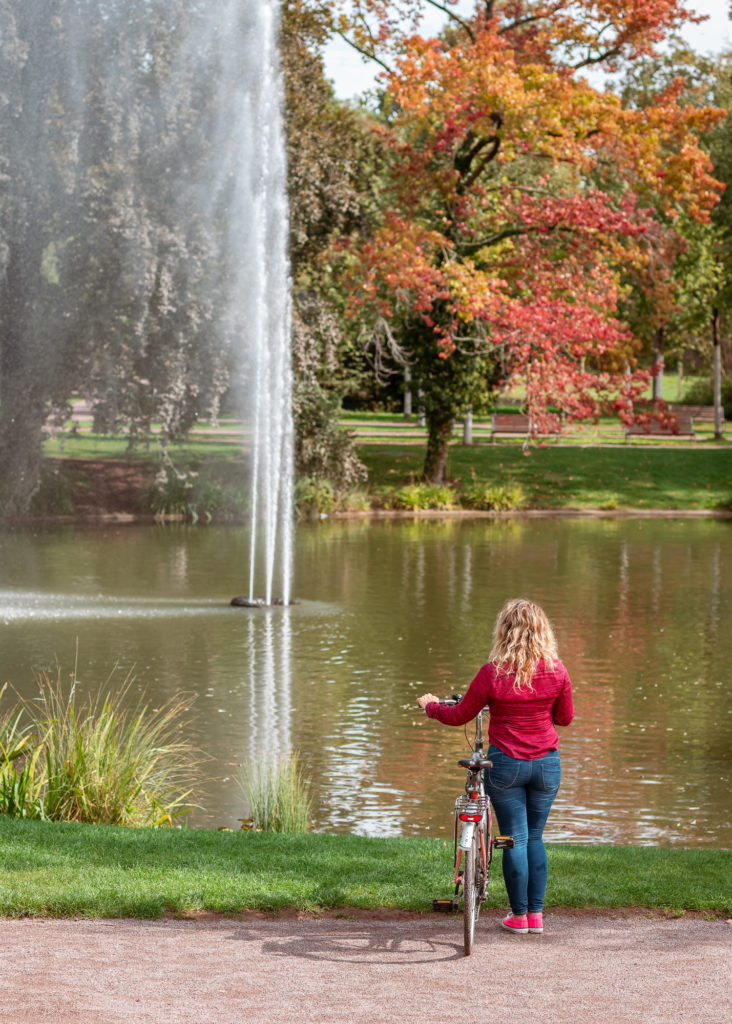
[335,488,372,513]
[295,475,336,516]
[682,376,732,420]
[29,466,76,516]
[141,466,195,516]
[293,381,367,492]
[140,461,249,521]
[459,481,525,511]
[383,484,456,510]
[243,750,312,833]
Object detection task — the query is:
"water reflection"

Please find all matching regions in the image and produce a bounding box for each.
[0,519,729,845]
[244,611,292,759]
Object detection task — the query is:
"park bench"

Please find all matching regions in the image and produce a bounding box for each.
[491,413,529,440]
[625,413,695,441]
[668,404,725,425]
[490,413,561,441]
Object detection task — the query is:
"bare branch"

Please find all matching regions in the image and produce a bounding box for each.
[359,317,409,383]
[497,2,565,37]
[461,136,501,190]
[454,113,503,189]
[573,46,622,70]
[334,28,392,75]
[459,221,577,257]
[459,226,530,255]
[454,130,488,176]
[424,0,475,42]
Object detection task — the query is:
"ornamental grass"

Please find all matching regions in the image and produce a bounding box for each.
[0,669,203,827]
[243,750,312,833]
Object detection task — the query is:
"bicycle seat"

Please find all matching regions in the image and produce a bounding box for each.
[458,758,493,770]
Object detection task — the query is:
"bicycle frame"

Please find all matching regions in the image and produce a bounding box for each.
[452,708,491,901]
[431,696,515,955]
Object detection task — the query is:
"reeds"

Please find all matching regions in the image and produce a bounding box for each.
[0,684,45,818]
[0,669,202,827]
[244,751,312,833]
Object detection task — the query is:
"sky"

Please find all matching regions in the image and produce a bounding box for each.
[323,0,732,100]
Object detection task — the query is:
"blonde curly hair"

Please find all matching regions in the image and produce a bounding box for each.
[489,598,558,691]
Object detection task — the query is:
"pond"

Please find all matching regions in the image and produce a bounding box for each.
[0,516,730,846]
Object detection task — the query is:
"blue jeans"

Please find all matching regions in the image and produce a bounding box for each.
[483,745,561,916]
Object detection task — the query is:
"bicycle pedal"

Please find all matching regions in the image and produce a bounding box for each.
[432,899,459,913]
[492,835,515,850]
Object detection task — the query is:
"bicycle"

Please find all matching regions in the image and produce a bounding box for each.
[432,694,515,956]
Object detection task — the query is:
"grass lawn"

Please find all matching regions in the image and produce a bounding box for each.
[43,435,245,463]
[38,413,731,516]
[360,444,732,511]
[0,819,728,918]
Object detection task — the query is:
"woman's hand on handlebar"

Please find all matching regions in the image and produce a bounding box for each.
[416,692,440,710]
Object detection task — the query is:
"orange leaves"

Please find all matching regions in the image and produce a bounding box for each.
[612,80,725,220]
[388,26,540,155]
[342,211,451,318]
[334,0,725,434]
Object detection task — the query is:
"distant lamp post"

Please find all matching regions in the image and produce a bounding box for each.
[652,326,664,402]
[712,308,723,441]
[463,408,473,445]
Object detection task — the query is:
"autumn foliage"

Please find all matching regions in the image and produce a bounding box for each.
[335,1,725,479]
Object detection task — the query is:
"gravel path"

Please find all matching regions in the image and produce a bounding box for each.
[1,913,730,1024]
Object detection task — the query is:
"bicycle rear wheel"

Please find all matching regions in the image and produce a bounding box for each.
[462,838,479,955]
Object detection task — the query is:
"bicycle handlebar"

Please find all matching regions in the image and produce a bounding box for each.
[438,694,463,706]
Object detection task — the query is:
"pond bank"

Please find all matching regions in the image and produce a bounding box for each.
[20,445,732,521]
[1,819,729,919]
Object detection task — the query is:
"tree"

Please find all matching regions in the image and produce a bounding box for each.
[333,1,724,479]
[705,51,732,419]
[613,44,729,423]
[0,1,250,514]
[282,0,389,489]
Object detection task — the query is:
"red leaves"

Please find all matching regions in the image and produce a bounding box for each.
[336,0,724,433]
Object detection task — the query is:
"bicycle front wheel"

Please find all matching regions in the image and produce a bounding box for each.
[463,839,478,956]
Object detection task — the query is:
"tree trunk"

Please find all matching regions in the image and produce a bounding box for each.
[712,307,723,440]
[0,248,46,516]
[0,318,46,516]
[423,411,454,483]
[652,326,664,402]
[0,413,46,515]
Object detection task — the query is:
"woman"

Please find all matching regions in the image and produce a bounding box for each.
[417,598,574,935]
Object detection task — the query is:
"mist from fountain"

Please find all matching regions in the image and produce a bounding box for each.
[214,0,294,607]
[15,0,295,605]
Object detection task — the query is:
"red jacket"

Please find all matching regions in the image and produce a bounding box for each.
[426,659,574,760]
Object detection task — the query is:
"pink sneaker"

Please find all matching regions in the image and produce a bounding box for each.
[527,913,543,933]
[501,913,528,933]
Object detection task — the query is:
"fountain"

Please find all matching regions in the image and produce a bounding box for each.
[210,0,295,608]
[225,0,295,609]
[1,0,294,603]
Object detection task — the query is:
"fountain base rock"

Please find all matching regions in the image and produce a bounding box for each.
[230,596,299,608]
